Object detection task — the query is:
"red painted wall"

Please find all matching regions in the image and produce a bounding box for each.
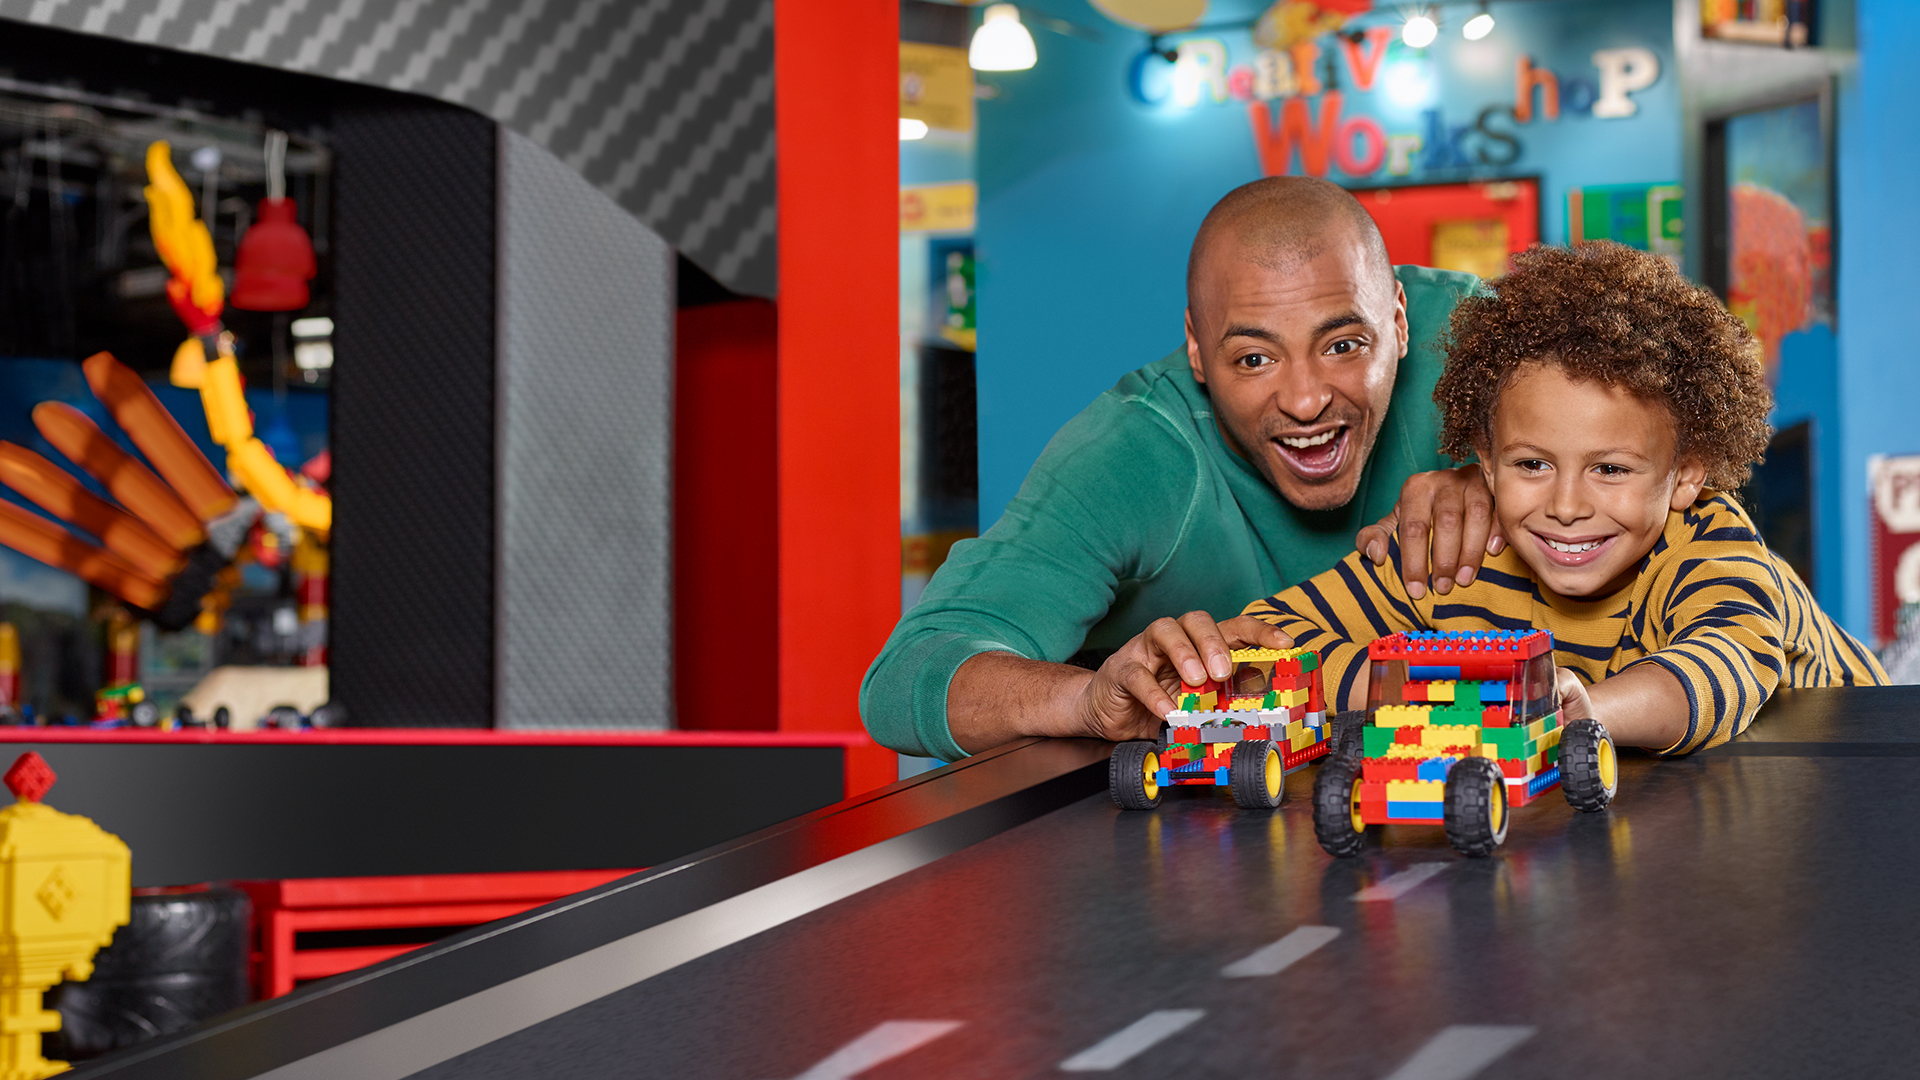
[674,301,778,730]
[772,0,899,793]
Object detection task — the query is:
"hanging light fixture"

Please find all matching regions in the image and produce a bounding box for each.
[1402,12,1438,48]
[231,130,316,312]
[1462,1,1494,40]
[900,118,930,140]
[970,4,1037,72]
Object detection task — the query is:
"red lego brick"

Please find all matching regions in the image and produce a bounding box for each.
[1170,726,1201,743]
[1283,739,1329,770]
[1308,675,1324,713]
[1482,705,1512,727]
[3,752,55,803]
[1394,726,1422,744]
[1360,795,1389,823]
[1363,759,1420,782]
[1403,682,1429,702]
[1248,725,1271,740]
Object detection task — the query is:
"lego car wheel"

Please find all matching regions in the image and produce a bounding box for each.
[1312,755,1367,857]
[128,700,160,728]
[1559,718,1618,812]
[1229,739,1284,809]
[1443,756,1509,857]
[1330,711,1365,762]
[1109,741,1163,811]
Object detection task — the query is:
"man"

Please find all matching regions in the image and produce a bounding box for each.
[861,177,1500,760]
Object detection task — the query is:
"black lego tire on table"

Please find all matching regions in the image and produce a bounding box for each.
[1108,741,1163,811]
[45,885,252,1062]
[1443,756,1510,858]
[1559,718,1619,812]
[1330,710,1365,762]
[1313,755,1367,857]
[1228,739,1284,809]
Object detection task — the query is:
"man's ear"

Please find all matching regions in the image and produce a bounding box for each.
[1669,457,1708,511]
[1392,280,1410,361]
[1185,307,1207,385]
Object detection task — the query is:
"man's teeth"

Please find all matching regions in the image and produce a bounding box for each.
[1545,538,1602,554]
[1279,430,1339,449]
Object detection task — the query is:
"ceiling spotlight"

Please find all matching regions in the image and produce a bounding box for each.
[1463,2,1494,40]
[1402,13,1438,48]
[970,4,1037,72]
[900,118,929,140]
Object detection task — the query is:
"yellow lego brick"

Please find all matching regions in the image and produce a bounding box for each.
[1373,705,1430,727]
[1225,696,1266,711]
[1383,742,1429,760]
[1230,646,1314,662]
[1285,720,1304,740]
[1275,686,1311,708]
[1539,726,1561,751]
[1386,779,1444,802]
[1420,724,1480,748]
[1290,726,1314,752]
[1423,680,1456,703]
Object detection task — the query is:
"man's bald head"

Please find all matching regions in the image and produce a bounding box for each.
[1186,177,1392,318]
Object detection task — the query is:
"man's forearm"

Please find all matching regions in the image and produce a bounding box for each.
[1586,664,1690,751]
[947,651,1094,755]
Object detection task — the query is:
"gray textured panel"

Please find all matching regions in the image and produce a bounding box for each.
[498,129,671,730]
[0,0,775,297]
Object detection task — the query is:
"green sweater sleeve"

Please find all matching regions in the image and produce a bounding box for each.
[859,391,1205,760]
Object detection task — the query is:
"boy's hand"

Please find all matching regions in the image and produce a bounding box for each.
[1075,613,1294,742]
[1356,464,1505,600]
[1554,668,1595,723]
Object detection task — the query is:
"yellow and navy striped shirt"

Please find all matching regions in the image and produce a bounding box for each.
[1242,492,1887,754]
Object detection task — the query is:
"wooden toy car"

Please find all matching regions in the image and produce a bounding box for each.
[1311,630,1617,857]
[1109,647,1334,811]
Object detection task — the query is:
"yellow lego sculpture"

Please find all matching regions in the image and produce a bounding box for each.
[0,754,130,1080]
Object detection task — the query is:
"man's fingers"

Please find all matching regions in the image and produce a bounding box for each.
[1114,659,1178,720]
[1356,508,1398,565]
[1454,486,1496,587]
[1144,616,1208,686]
[1427,484,1467,595]
[1222,614,1294,651]
[1176,610,1233,681]
[1399,514,1430,599]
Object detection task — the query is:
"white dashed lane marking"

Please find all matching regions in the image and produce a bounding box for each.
[1058,1009,1205,1072]
[786,1020,962,1080]
[1220,925,1341,978]
[1378,1025,1536,1080]
[1353,862,1450,901]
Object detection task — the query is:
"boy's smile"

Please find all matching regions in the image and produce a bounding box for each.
[1479,364,1706,599]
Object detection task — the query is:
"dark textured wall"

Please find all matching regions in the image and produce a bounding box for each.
[329,103,497,728]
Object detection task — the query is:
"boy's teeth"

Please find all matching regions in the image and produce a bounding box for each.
[1280,430,1338,449]
[1545,538,1601,553]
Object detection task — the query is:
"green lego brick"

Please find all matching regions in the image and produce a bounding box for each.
[1483,727,1529,757]
[1546,742,1560,766]
[1181,694,1200,711]
[1364,726,1397,757]
[1263,691,1277,709]
[1299,651,1319,673]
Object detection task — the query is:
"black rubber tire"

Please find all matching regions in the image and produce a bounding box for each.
[129,700,159,728]
[308,701,347,729]
[1108,741,1163,810]
[1229,740,1284,809]
[45,885,251,1061]
[1313,755,1367,857]
[265,705,303,729]
[1559,718,1618,812]
[1330,710,1366,762]
[211,706,231,729]
[1444,756,1510,858]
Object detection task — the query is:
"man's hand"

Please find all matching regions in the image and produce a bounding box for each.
[1074,612,1294,742]
[1356,464,1504,600]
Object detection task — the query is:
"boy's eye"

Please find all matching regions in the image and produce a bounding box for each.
[1594,463,1631,477]
[1514,459,1549,473]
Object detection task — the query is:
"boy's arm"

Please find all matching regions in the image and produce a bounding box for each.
[1614,555,1792,754]
[1556,666,1689,751]
[1242,533,1426,711]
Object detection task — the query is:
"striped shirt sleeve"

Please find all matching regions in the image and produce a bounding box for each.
[1240,534,1425,711]
[1632,550,1791,755]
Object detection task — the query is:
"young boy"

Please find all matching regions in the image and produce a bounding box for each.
[1241,241,1885,754]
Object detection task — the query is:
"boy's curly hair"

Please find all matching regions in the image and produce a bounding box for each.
[1434,241,1772,491]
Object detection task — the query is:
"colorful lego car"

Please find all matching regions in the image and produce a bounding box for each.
[1109,646,1335,811]
[1311,630,1617,857]
[93,682,159,728]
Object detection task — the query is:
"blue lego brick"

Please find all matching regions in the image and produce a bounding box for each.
[1216,767,1230,785]
[1410,665,1462,681]
[1156,768,1170,788]
[1526,765,1561,797]
[1416,756,1458,781]
[1386,801,1444,822]
[1478,682,1508,702]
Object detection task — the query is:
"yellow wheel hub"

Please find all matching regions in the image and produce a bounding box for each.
[1598,737,1618,790]
[1142,751,1160,800]
[1492,779,1507,833]
[1264,748,1282,798]
[1349,776,1365,833]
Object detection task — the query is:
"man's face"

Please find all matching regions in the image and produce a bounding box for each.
[1185,233,1407,511]
[1479,363,1705,599]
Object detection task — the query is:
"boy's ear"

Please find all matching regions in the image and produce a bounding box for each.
[1669,457,1708,511]
[1474,445,1495,492]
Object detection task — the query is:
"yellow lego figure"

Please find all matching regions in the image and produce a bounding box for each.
[0,754,130,1079]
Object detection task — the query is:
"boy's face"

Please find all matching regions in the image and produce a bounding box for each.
[1478,363,1706,599]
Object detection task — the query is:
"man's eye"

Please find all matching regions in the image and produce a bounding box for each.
[1326,339,1362,356]
[1238,353,1272,368]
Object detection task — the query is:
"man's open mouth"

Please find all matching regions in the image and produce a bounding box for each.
[1271,426,1349,480]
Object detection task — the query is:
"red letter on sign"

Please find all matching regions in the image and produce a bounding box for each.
[1338,27,1395,92]
[1514,54,1559,123]
[1334,115,1386,176]
[1249,92,1342,177]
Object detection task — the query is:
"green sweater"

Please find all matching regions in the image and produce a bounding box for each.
[861,266,1478,760]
